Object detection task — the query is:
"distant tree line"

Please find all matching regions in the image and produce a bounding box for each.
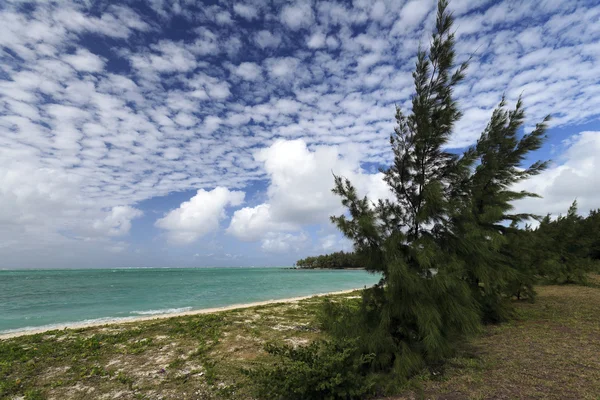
[296,203,600,286]
[295,251,362,269]
[248,2,600,398]
[507,202,600,299]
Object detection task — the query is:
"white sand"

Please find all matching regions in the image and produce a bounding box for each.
[0,288,362,340]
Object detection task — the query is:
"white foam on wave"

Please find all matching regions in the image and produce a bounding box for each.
[0,308,199,336]
[130,307,193,316]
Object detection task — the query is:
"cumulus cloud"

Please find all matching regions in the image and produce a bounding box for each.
[227,204,295,241]
[92,206,143,237]
[0,161,142,260]
[261,232,308,254]
[512,131,600,217]
[156,187,245,245]
[227,139,391,244]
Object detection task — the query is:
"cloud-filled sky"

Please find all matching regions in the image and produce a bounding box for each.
[1,0,599,268]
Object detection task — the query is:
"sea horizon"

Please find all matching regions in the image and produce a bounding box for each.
[0,265,293,271]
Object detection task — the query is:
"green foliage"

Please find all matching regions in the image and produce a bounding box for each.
[276,0,600,393]
[246,339,375,400]
[503,224,538,302]
[24,389,45,400]
[116,371,134,388]
[456,96,549,322]
[535,201,596,284]
[296,251,363,269]
[501,203,600,291]
[329,0,481,381]
[584,209,600,261]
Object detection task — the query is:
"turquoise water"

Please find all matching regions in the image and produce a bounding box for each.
[0,267,379,334]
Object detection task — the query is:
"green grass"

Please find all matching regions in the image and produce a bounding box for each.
[2,279,600,399]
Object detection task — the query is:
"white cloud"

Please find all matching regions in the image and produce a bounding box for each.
[319,234,339,252]
[253,30,281,48]
[215,11,233,25]
[512,131,600,217]
[130,40,197,74]
[326,35,339,49]
[63,49,105,72]
[203,115,222,133]
[265,57,300,79]
[54,6,149,38]
[207,82,231,99]
[156,187,245,244]
[391,0,435,35]
[174,112,197,127]
[370,1,386,21]
[307,32,326,49]
[261,232,308,254]
[192,27,220,55]
[227,204,296,241]
[0,160,142,259]
[227,139,392,244]
[232,62,262,81]
[280,3,314,31]
[92,206,143,236]
[233,4,258,20]
[318,233,353,253]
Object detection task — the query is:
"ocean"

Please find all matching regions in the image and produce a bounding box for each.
[0,267,379,335]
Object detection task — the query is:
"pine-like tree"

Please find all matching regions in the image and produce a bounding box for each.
[455,98,549,322]
[503,222,538,302]
[582,209,600,262]
[329,0,480,379]
[537,201,594,284]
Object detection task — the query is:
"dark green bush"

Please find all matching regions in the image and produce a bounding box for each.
[247,339,375,400]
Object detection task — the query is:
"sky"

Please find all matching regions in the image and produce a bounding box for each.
[1,0,599,269]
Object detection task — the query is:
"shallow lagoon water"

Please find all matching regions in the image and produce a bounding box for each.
[0,267,379,334]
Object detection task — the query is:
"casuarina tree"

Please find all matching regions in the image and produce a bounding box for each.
[329,0,480,379]
[328,0,552,379]
[456,97,550,322]
[536,201,594,284]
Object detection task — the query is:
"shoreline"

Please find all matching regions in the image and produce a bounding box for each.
[0,288,363,340]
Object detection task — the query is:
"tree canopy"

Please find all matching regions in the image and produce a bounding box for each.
[252,1,600,397]
[295,251,362,269]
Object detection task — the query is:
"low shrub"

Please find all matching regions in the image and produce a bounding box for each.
[246,339,375,400]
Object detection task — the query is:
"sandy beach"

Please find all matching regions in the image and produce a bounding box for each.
[0,288,361,340]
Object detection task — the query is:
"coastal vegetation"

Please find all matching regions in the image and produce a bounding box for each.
[295,251,362,269]
[269,0,600,397]
[1,278,599,399]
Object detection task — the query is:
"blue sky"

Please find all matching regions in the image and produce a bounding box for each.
[1,0,599,268]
